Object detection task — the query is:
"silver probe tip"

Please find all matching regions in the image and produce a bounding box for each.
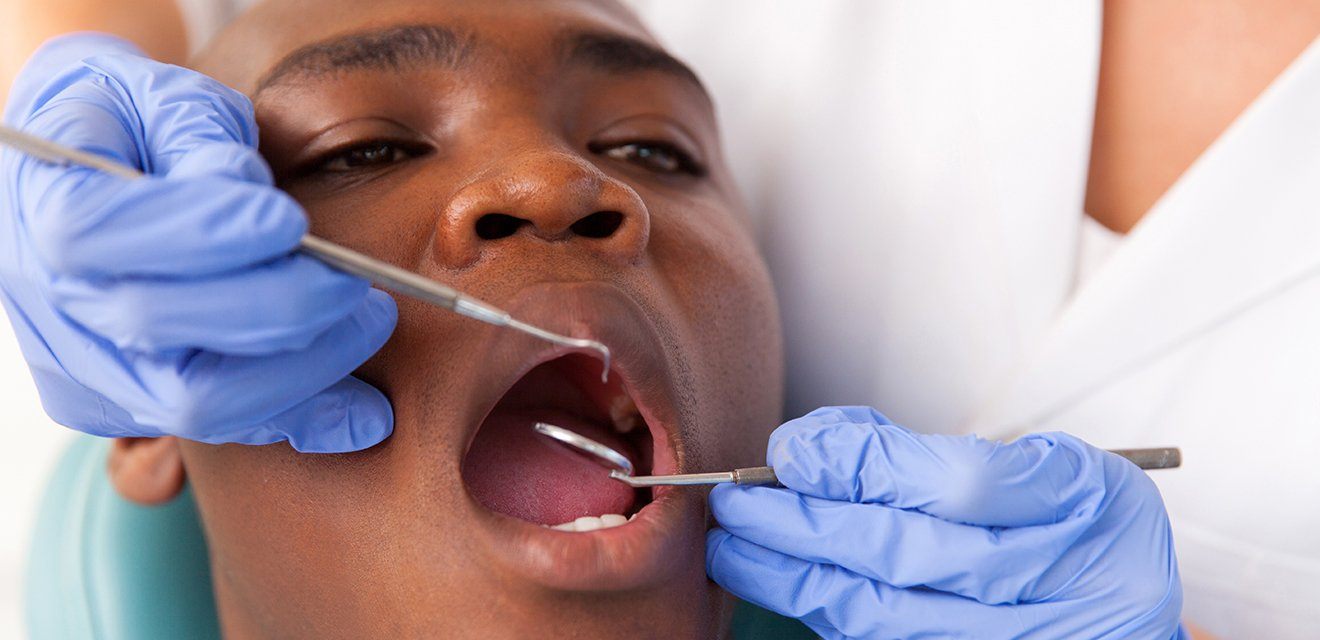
[505,318,612,382]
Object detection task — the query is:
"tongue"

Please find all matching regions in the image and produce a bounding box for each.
[463,409,640,525]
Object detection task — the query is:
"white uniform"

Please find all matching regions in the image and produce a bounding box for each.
[630,1,1320,637]
[178,1,1320,636]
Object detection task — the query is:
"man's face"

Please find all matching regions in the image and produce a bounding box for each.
[173,0,782,636]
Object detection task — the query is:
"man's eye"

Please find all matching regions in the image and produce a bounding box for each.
[316,141,415,173]
[593,141,707,177]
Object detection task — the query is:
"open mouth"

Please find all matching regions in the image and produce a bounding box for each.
[461,353,658,531]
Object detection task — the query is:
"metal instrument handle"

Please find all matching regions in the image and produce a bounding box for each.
[1112,447,1181,470]
[731,466,780,486]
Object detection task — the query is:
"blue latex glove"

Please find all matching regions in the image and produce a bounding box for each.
[707,406,1186,639]
[0,33,397,452]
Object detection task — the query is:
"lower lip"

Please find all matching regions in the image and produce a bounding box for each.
[472,482,707,591]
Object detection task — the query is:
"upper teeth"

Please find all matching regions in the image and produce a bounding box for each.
[609,394,640,433]
[548,513,635,532]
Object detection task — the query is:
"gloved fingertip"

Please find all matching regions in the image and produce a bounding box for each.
[708,485,796,536]
[354,289,400,351]
[166,143,274,184]
[339,381,395,452]
[704,527,734,575]
[707,483,753,516]
[764,407,933,503]
[344,390,395,452]
[290,416,388,454]
[288,257,377,326]
[708,482,737,501]
[239,185,309,248]
[286,378,394,453]
[767,406,886,464]
[364,288,400,327]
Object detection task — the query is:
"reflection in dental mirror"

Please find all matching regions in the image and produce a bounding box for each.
[534,422,635,476]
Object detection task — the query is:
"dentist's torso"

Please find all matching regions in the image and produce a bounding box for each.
[631,1,1320,637]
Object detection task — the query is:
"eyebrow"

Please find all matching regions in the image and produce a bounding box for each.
[561,31,708,97]
[255,24,708,100]
[256,25,474,92]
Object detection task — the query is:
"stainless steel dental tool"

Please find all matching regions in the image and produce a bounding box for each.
[534,422,636,476]
[534,422,1182,488]
[0,126,611,379]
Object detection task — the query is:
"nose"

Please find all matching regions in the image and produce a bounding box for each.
[434,149,649,268]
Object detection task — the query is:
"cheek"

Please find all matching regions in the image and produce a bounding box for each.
[178,441,367,553]
[648,200,784,468]
[289,167,447,268]
[174,440,441,612]
[288,170,463,388]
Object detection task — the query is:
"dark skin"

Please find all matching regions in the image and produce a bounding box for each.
[107,0,784,637]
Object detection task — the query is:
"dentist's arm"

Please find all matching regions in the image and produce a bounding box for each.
[0,0,188,103]
[1,33,397,452]
[707,406,1186,640]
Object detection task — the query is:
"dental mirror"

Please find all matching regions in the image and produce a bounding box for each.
[533,422,635,477]
[532,422,781,487]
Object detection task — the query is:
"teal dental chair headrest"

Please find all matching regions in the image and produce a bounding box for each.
[26,436,812,639]
[26,436,219,639]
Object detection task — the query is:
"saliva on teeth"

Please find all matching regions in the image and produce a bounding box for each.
[544,513,637,532]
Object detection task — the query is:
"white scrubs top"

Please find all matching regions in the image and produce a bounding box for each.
[186,1,1320,636]
[630,2,1320,638]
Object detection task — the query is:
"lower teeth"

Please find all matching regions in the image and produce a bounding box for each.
[547,513,635,532]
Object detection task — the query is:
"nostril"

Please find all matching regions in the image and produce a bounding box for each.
[570,211,624,239]
[475,214,529,240]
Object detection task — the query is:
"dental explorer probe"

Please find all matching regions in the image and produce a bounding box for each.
[611,447,1182,487]
[0,125,612,380]
[533,422,1181,488]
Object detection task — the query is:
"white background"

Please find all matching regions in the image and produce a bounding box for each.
[0,320,72,639]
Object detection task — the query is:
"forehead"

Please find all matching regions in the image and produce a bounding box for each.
[193,0,654,95]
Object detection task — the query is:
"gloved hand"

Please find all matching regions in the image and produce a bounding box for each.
[707,406,1186,639]
[0,33,397,452]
